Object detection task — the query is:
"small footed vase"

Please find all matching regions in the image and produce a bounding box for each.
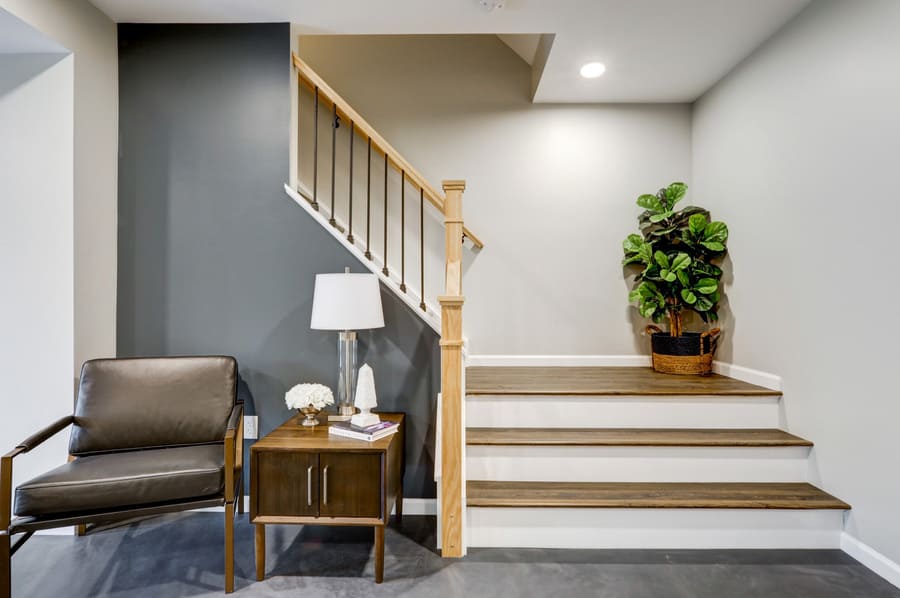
[297,405,322,427]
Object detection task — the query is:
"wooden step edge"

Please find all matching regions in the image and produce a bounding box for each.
[465,367,783,397]
[465,388,783,397]
[465,482,850,510]
[465,428,813,448]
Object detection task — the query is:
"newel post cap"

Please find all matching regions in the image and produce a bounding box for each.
[442,180,466,192]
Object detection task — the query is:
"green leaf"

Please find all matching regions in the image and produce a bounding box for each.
[637,243,654,264]
[637,194,664,212]
[681,289,697,304]
[700,241,725,252]
[676,270,690,287]
[649,211,673,223]
[666,182,688,206]
[622,254,644,266]
[704,221,729,243]
[691,261,723,278]
[653,251,670,268]
[660,269,676,282]
[623,234,643,254]
[650,224,678,237]
[695,278,718,294]
[688,213,707,237]
[670,252,691,271]
[639,302,657,318]
[628,288,642,302]
[694,296,714,311]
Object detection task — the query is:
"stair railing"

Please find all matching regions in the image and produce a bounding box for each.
[292,53,476,556]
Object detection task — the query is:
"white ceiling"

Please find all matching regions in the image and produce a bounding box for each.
[0,8,68,54]
[87,0,811,103]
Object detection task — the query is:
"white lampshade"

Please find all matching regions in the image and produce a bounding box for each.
[310,272,385,330]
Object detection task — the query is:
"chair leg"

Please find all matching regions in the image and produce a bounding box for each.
[1,532,10,598]
[75,524,86,537]
[224,502,235,593]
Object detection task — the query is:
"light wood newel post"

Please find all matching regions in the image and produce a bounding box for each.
[439,179,466,558]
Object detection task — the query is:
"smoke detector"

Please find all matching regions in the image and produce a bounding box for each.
[479,0,504,11]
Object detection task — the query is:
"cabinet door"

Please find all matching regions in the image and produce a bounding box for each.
[256,451,319,517]
[319,452,382,518]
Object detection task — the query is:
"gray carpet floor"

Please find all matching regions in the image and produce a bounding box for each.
[9,512,900,597]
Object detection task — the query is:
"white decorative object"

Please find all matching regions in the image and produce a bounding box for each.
[311,269,385,421]
[285,383,334,410]
[286,383,335,427]
[351,363,380,428]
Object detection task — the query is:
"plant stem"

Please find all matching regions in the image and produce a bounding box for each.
[667,308,683,337]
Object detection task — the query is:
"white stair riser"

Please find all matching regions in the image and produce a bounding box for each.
[467,507,844,549]
[467,395,781,428]
[466,446,810,483]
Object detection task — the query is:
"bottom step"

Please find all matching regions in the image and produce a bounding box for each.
[466,482,849,549]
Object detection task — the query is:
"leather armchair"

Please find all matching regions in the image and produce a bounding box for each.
[0,356,244,596]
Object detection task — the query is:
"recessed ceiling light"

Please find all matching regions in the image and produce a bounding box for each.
[580,62,606,79]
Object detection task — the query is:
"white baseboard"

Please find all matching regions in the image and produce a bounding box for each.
[465,354,782,391]
[466,355,651,367]
[841,532,900,589]
[712,361,782,391]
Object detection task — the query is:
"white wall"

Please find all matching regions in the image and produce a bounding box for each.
[297,35,692,355]
[693,0,900,565]
[0,52,75,487]
[0,0,118,379]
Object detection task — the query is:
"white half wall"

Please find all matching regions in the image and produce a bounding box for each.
[0,0,118,379]
[296,35,692,356]
[0,52,75,487]
[693,0,900,567]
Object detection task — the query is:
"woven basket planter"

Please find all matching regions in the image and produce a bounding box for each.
[645,325,721,375]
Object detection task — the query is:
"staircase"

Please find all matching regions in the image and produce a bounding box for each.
[287,54,850,555]
[465,366,849,549]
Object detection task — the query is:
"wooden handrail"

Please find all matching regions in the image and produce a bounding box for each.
[292,53,483,249]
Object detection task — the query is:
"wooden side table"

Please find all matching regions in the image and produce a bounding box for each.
[250,412,404,583]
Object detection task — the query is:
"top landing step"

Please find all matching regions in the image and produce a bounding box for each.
[466,366,781,396]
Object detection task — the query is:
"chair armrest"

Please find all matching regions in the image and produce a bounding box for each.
[224,404,243,503]
[2,415,73,530]
[225,404,243,434]
[10,415,74,456]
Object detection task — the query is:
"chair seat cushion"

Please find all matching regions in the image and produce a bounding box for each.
[14,444,225,518]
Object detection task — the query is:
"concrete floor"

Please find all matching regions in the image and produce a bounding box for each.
[10,512,900,597]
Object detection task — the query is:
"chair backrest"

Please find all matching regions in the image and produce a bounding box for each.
[69,356,237,455]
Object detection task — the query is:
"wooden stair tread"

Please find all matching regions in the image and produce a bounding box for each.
[466,428,812,447]
[466,366,781,396]
[466,481,849,510]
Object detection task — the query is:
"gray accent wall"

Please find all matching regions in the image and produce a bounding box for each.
[117,23,439,498]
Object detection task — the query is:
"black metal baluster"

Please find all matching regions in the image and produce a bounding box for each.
[382,152,389,277]
[312,86,319,210]
[347,120,354,243]
[329,102,338,227]
[365,138,372,260]
[400,170,407,293]
[419,187,426,311]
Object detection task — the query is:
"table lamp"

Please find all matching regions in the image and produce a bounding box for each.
[311,268,385,421]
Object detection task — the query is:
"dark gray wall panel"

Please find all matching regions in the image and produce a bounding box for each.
[117,23,438,498]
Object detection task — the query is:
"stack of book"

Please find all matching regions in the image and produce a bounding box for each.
[328,419,399,442]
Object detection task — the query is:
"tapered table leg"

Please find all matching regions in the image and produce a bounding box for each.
[255,524,266,581]
[374,525,385,583]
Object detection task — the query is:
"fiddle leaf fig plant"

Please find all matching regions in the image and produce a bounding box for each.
[622,182,728,337]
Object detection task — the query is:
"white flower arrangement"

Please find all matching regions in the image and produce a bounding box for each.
[285,383,334,410]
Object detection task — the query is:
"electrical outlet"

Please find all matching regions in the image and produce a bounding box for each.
[244,415,258,440]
